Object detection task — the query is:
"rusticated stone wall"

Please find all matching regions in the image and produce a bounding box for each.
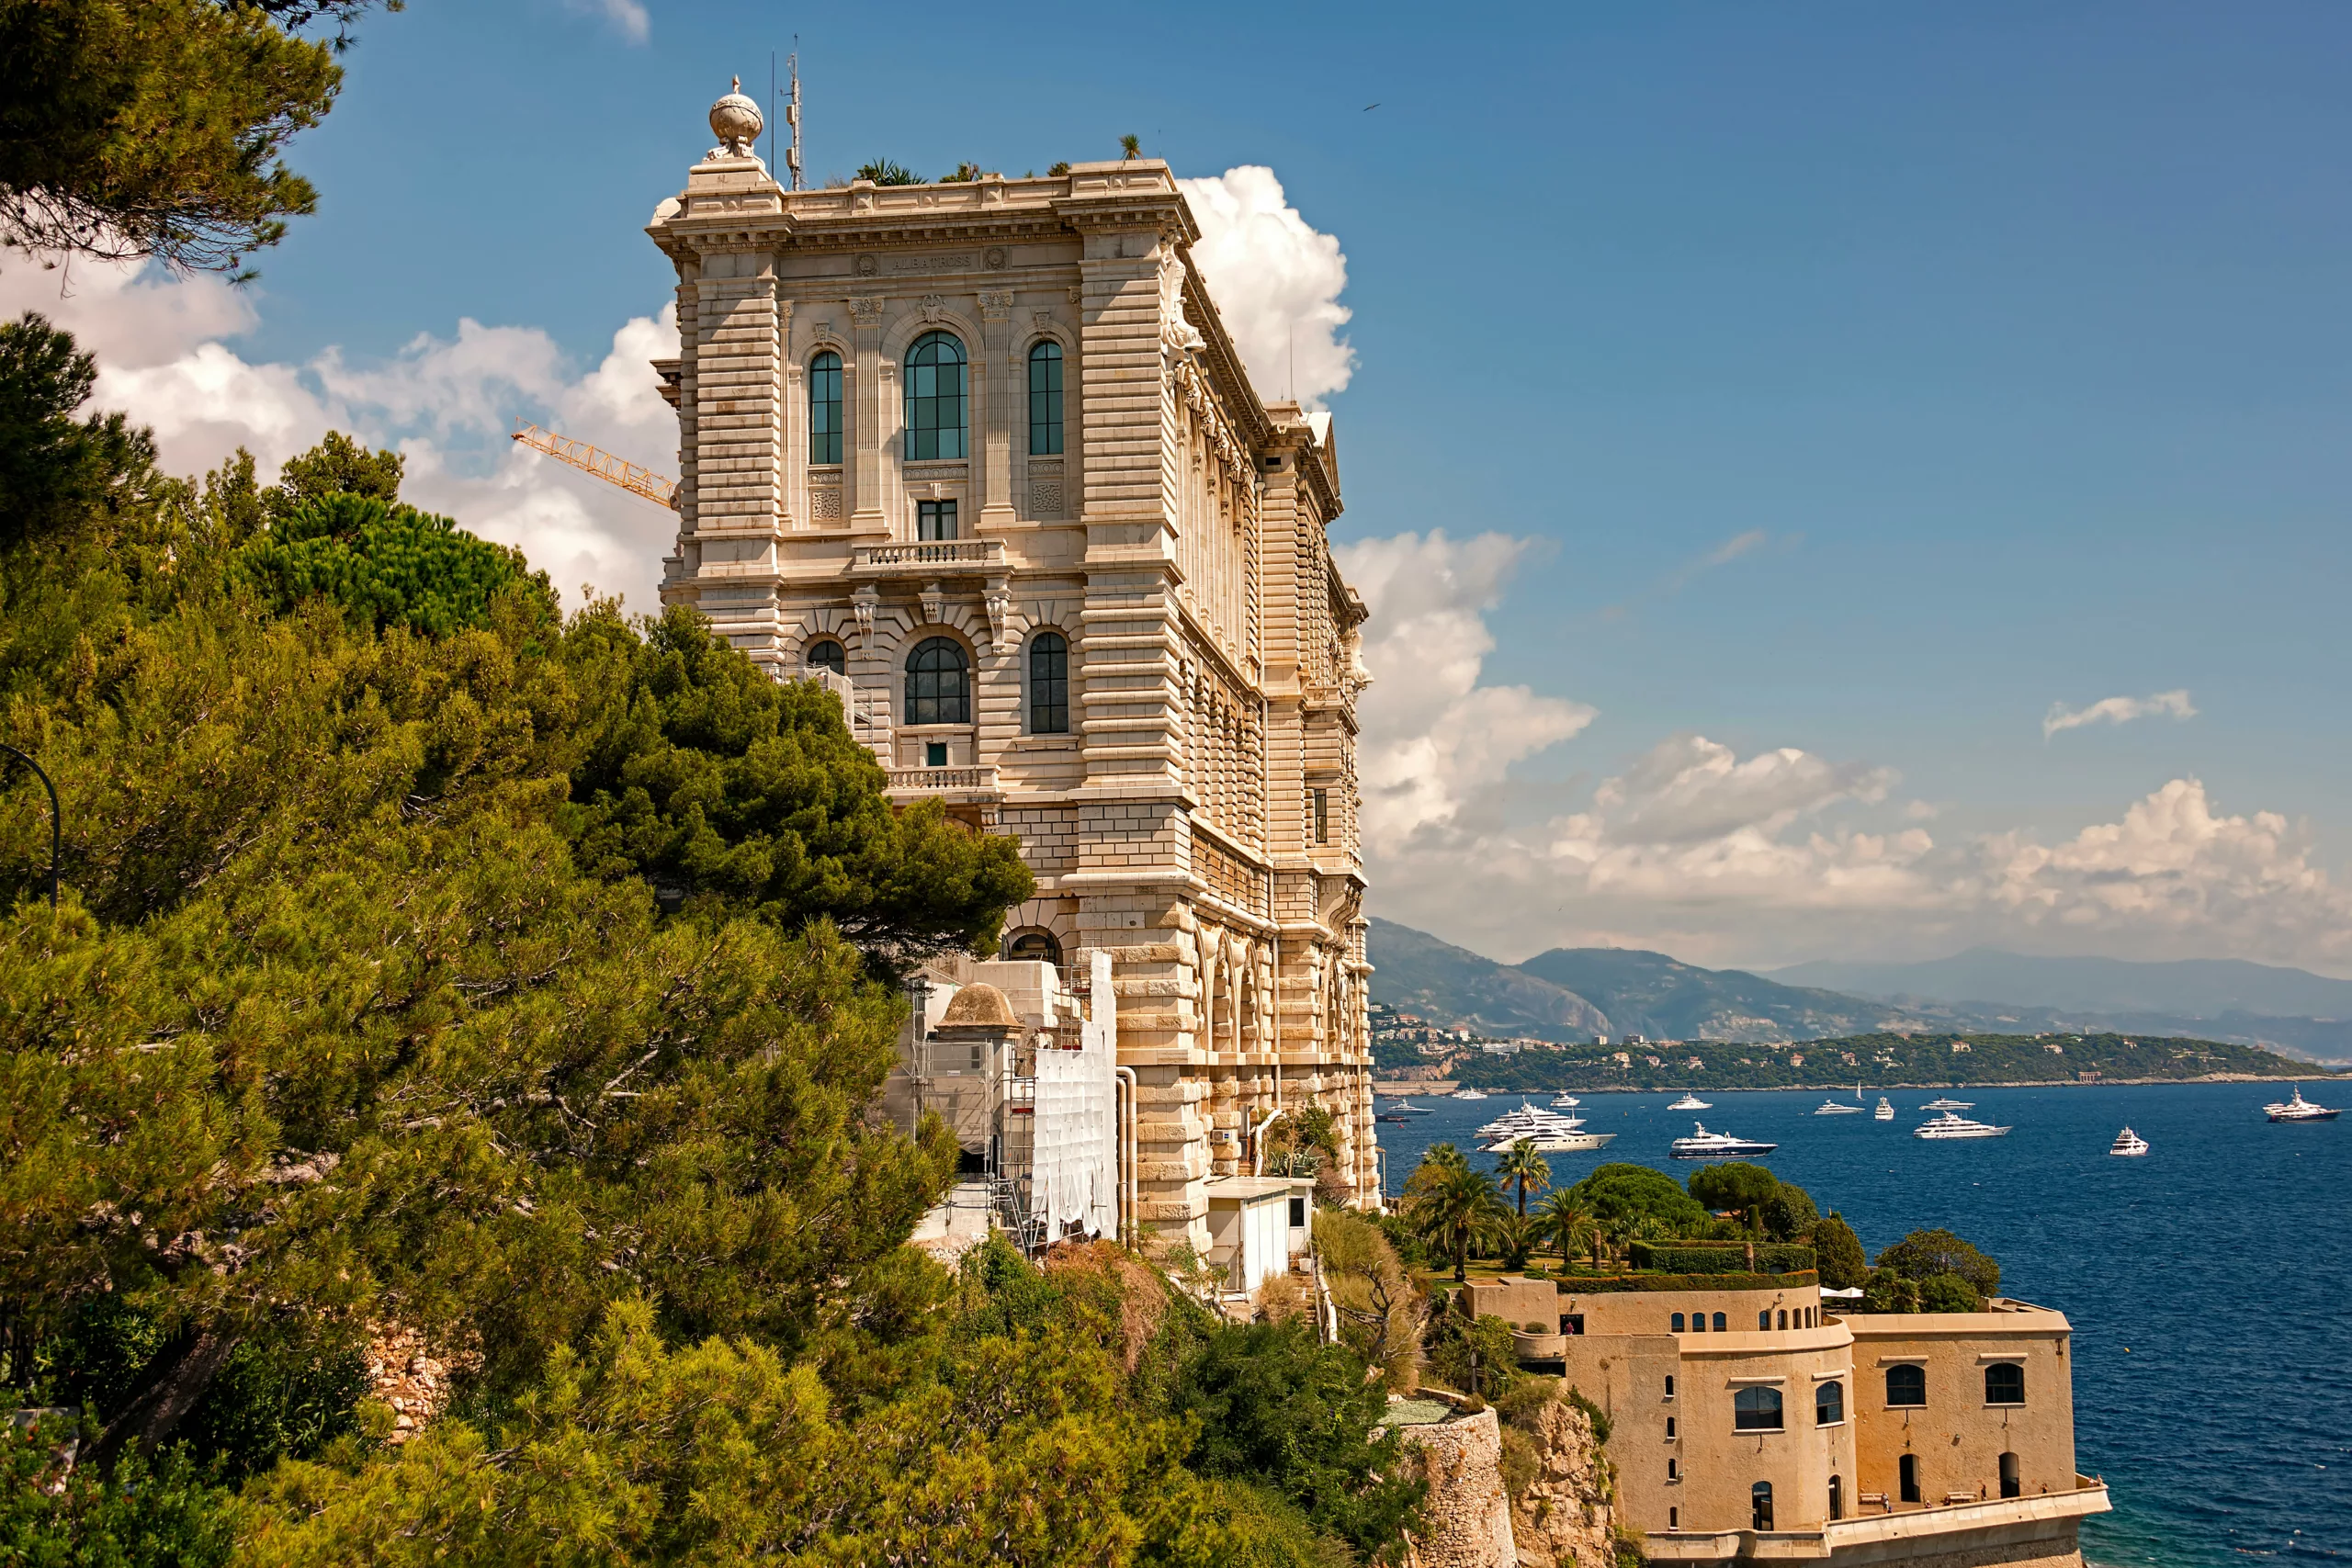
[1397,1408,1516,1568]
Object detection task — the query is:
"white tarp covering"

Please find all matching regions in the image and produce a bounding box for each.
[1027,950,1118,1238]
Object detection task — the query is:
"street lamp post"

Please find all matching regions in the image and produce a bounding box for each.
[0,743,60,908]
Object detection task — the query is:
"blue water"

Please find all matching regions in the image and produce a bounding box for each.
[1372,1082,2352,1564]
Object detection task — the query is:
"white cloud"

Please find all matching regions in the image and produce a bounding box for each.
[2042,689,2197,739]
[0,257,680,609]
[1178,166,1353,408]
[562,0,650,44]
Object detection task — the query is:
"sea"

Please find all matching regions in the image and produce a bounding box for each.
[1369,1080,2351,1565]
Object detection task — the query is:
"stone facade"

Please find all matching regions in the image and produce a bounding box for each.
[1398,1407,1518,1568]
[643,115,1377,1254]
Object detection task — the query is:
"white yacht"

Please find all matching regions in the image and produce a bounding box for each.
[1550,1091,1582,1109]
[1921,1096,1975,1111]
[1380,1099,1432,1117]
[1668,1092,1712,1111]
[2264,1086,2341,1123]
[1914,1111,2011,1140]
[1669,1122,1777,1159]
[2108,1126,2150,1156]
[1814,1097,1865,1115]
[1475,1100,1617,1154]
[1873,1097,1894,1121]
[1453,1088,1489,1101]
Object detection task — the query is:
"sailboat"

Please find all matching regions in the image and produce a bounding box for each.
[1815,1082,1867,1115]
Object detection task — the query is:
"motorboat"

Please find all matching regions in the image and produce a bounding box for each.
[1380,1099,1433,1117]
[2108,1126,2150,1156]
[1475,1100,1618,1154]
[1668,1092,1712,1111]
[1550,1092,1582,1109]
[1453,1089,1489,1101]
[1873,1098,1894,1121]
[1669,1122,1777,1159]
[1921,1096,1974,1111]
[1914,1111,2011,1140]
[2264,1086,2341,1122]
[1814,1097,1865,1115]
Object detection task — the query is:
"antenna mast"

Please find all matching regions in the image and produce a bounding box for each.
[785,49,803,191]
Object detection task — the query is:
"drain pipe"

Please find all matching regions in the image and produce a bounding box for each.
[1251,1107,1286,1178]
[1114,1066,1138,1248]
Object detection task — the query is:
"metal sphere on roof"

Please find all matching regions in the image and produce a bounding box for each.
[938,983,1017,1029]
[708,75,763,157]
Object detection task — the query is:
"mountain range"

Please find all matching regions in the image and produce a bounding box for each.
[1365,918,2352,1063]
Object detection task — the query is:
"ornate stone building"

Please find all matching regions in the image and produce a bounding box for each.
[643,90,1379,1252]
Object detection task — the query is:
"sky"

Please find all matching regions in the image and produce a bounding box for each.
[9,0,2352,976]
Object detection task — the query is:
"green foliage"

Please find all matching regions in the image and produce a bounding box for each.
[1625,1240,1815,1276]
[235,491,556,637]
[1313,1209,1423,1391]
[1562,1163,1710,1237]
[1120,134,1142,159]
[1761,1179,1817,1242]
[0,0,360,273]
[0,313,156,549]
[1424,1313,1518,1401]
[0,1417,236,1568]
[1873,1228,2001,1297]
[1403,1150,1508,1281]
[855,159,921,185]
[1861,1269,1921,1314]
[1532,1190,1597,1269]
[265,429,403,517]
[1918,1272,1983,1313]
[1812,1212,1868,1291]
[1687,1161,1779,1235]
[1494,1139,1552,1217]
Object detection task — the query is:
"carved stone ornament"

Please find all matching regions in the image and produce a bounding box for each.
[1033,310,1056,334]
[851,583,878,641]
[854,254,879,276]
[848,297,885,326]
[984,576,1012,651]
[1067,285,1083,304]
[920,295,946,323]
[706,77,763,160]
[978,289,1014,321]
[984,246,1009,270]
[920,581,945,626]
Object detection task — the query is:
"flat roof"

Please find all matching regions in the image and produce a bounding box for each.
[1203,1175,1310,1203]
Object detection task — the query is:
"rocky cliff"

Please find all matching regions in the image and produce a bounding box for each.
[1506,1390,1619,1568]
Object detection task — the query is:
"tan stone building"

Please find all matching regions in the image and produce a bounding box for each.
[642,91,1379,1254]
[1464,1276,2111,1566]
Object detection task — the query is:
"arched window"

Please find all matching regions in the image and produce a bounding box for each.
[1666,1458,1679,1481]
[1886,1364,1927,1408]
[1984,1362,2025,1405]
[1778,1309,1789,1330]
[805,638,845,676]
[1898,1453,1921,1504]
[1664,1375,1676,1398]
[1670,1312,1686,1333]
[1750,1482,1774,1531]
[1998,1451,2020,1500]
[904,637,971,725]
[1004,929,1063,965]
[903,331,967,459]
[1665,1416,1676,1438]
[1689,1313,1705,1334]
[1712,1313,1727,1332]
[1028,630,1069,733]
[1815,1380,1844,1426]
[1828,1474,1844,1521]
[1028,339,1063,455]
[1733,1387,1783,1432]
[808,350,842,464]
[1758,1310,1771,1329]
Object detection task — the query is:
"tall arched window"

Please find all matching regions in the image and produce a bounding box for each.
[903,332,967,459]
[904,637,971,725]
[1028,631,1069,734]
[1028,339,1063,455]
[1829,1474,1844,1522]
[805,638,845,675]
[1733,1387,1783,1432]
[1750,1483,1774,1531]
[1898,1453,1921,1504]
[1886,1364,1927,1408]
[808,350,842,464]
[1815,1380,1844,1426]
[1984,1362,2025,1405]
[1998,1452,2020,1499]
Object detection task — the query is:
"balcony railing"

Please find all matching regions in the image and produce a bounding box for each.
[885,764,1001,797]
[851,539,1005,576]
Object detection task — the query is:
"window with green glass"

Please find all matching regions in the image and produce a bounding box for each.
[808,350,842,464]
[905,637,970,726]
[1028,630,1069,733]
[1028,339,1063,455]
[903,332,967,459]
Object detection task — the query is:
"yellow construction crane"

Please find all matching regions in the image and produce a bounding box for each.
[510,421,678,510]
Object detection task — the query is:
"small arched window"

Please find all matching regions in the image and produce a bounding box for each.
[1005,929,1063,965]
[808,350,842,464]
[1758,1311,1771,1330]
[1998,1451,2020,1500]
[1778,1309,1789,1330]
[1984,1362,2025,1405]
[1712,1313,1727,1332]
[1028,631,1069,734]
[1665,1416,1676,1438]
[1750,1482,1774,1531]
[1666,1458,1679,1481]
[1886,1364,1927,1408]
[1689,1313,1705,1334]
[903,332,967,459]
[1664,1375,1676,1398]
[1670,1312,1686,1333]
[805,638,845,676]
[1898,1453,1921,1504]
[904,637,971,725]
[1829,1474,1844,1522]
[1815,1380,1844,1426]
[1028,340,1064,455]
[1733,1387,1783,1432]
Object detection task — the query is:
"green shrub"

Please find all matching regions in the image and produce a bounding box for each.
[1813,1213,1868,1290]
[1566,1384,1612,1446]
[1627,1240,1815,1275]
[1424,1313,1520,1400]
[235,491,556,637]
[1919,1271,1983,1313]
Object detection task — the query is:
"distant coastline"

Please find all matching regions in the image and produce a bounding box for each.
[1376,1072,2330,1098]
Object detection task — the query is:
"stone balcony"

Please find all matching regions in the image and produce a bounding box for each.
[849,539,1007,579]
[1643,1476,2111,1562]
[884,764,1002,806]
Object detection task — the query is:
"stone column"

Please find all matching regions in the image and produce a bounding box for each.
[978,288,1017,528]
[849,295,887,533]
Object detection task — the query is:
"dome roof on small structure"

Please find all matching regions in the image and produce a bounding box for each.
[938,984,1016,1029]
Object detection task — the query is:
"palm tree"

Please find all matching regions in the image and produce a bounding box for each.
[1407,1159,1508,1283]
[1534,1191,1595,1269]
[1495,1139,1552,1218]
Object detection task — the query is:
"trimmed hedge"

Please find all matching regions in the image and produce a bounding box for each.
[1629,1240,1815,1276]
[1555,1270,1818,1295]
